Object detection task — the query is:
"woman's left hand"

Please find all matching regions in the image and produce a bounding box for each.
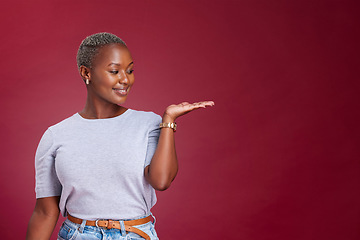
[163,101,215,121]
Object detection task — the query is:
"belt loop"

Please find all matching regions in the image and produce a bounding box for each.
[78,219,86,233]
[119,220,126,237]
[150,212,156,227]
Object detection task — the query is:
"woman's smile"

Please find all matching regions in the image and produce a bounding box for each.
[113,87,129,96]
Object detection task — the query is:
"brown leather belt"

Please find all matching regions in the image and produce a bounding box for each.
[67,214,152,240]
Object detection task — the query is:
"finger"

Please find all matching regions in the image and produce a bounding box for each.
[193,102,203,107]
[202,101,214,105]
[194,101,214,106]
[191,103,206,109]
[181,104,206,114]
[193,101,214,109]
[201,102,214,108]
[196,102,210,107]
[183,103,194,108]
[184,101,214,111]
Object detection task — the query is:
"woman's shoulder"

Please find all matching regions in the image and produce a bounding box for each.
[47,113,79,132]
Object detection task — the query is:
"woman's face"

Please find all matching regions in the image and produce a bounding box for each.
[87,43,135,105]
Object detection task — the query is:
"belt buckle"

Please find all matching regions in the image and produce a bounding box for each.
[95,219,101,228]
[95,219,115,229]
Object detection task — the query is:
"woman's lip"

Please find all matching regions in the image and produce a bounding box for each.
[113,88,128,96]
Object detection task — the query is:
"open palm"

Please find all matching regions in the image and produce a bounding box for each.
[163,101,215,121]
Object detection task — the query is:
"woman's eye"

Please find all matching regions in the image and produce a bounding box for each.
[110,70,119,74]
[127,70,134,74]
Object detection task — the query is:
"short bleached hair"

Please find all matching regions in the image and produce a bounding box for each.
[76,32,127,69]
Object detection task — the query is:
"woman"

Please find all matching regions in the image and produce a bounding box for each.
[26,32,214,240]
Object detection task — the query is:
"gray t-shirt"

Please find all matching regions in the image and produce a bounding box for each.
[34,108,162,220]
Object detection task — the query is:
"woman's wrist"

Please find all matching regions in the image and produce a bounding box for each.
[162,113,176,123]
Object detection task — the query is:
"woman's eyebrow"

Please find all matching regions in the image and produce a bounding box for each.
[108,62,134,67]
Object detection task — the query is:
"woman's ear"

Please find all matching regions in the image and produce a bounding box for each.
[79,65,91,82]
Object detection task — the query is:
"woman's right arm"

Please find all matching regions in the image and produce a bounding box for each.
[26,196,60,240]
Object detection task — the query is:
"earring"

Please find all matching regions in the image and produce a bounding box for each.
[86,79,89,85]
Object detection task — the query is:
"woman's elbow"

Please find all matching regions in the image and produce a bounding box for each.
[152,181,172,191]
[34,196,60,217]
[150,173,176,191]
[145,166,177,191]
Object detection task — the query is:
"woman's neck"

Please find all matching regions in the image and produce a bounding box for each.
[79,94,127,119]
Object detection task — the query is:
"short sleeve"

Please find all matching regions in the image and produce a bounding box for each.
[144,114,162,167]
[34,128,62,198]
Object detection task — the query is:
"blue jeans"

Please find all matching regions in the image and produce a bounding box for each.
[57,213,159,240]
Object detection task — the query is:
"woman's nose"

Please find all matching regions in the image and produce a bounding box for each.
[119,70,129,84]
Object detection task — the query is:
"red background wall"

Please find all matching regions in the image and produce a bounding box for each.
[0,0,359,239]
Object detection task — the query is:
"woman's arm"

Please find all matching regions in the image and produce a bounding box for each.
[26,196,60,240]
[144,101,214,191]
[144,113,178,191]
